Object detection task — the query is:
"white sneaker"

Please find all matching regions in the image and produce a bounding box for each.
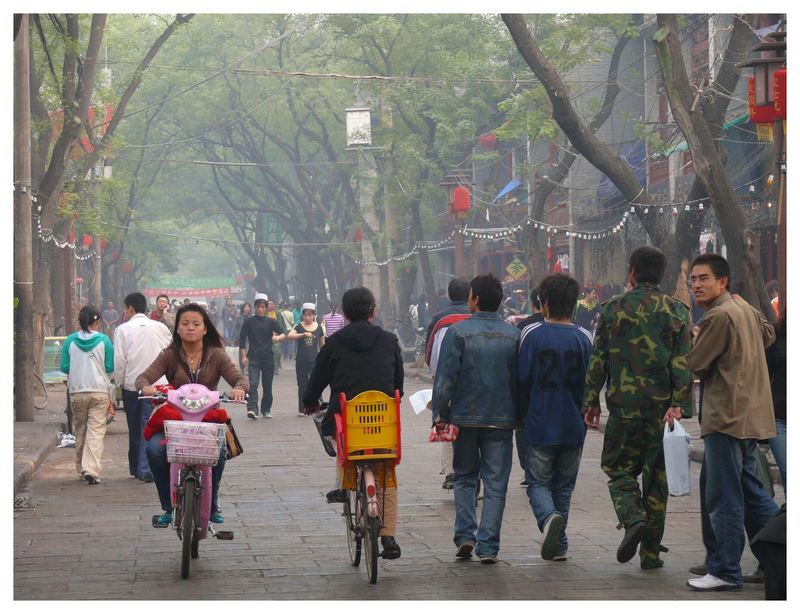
[247,410,257,420]
[687,574,741,592]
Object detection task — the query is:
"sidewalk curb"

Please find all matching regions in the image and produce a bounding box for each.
[14,426,60,496]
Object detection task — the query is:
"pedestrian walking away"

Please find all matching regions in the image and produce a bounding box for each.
[517,274,593,561]
[114,292,172,482]
[584,246,692,570]
[137,303,249,526]
[287,302,325,416]
[514,286,545,486]
[685,253,779,591]
[61,305,115,485]
[302,286,404,560]
[424,277,471,490]
[239,293,286,419]
[431,273,520,564]
[323,301,345,337]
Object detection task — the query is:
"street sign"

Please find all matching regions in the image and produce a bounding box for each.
[506,258,528,280]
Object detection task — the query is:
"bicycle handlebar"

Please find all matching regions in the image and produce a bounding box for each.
[138,391,248,404]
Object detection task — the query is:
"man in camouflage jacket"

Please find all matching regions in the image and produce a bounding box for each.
[583,246,692,569]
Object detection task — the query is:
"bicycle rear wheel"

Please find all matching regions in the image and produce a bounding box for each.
[181,480,195,579]
[33,373,47,409]
[363,514,379,584]
[344,490,361,566]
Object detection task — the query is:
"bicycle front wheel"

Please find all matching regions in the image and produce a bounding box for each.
[181,480,196,579]
[33,373,47,409]
[344,490,361,566]
[364,515,379,584]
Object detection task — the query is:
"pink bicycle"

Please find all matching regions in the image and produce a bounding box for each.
[141,384,243,579]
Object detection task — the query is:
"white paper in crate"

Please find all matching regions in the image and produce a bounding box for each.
[409,389,433,415]
[663,421,691,496]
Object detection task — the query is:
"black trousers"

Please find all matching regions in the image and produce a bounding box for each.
[247,359,274,415]
[296,360,315,413]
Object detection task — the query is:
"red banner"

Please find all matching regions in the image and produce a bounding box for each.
[143,287,231,298]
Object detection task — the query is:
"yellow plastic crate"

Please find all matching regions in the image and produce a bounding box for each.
[339,390,400,463]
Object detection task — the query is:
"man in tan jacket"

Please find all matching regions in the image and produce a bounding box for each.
[685,253,778,592]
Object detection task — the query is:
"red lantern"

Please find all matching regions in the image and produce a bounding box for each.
[75,276,84,284]
[82,234,93,248]
[354,228,364,242]
[452,186,471,213]
[773,67,787,120]
[748,77,777,124]
[478,133,497,148]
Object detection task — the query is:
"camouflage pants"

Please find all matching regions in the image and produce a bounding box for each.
[601,413,667,564]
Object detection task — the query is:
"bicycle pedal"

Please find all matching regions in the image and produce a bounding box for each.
[215,530,234,540]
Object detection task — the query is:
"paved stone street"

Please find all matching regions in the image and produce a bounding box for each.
[14,361,772,600]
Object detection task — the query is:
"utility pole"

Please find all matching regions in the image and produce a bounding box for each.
[14,14,35,421]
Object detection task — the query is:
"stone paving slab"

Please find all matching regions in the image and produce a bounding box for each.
[14,361,780,600]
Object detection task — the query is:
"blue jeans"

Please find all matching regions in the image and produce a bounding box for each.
[704,432,779,584]
[515,428,529,475]
[452,427,513,557]
[524,445,583,554]
[145,431,226,513]
[769,418,786,492]
[122,389,153,478]
[247,359,274,416]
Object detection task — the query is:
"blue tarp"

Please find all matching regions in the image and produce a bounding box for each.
[492,179,522,204]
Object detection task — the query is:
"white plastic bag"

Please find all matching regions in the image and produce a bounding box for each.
[663,421,691,496]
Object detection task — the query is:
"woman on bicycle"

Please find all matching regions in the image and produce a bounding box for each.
[137,303,248,526]
[303,287,404,559]
[61,305,115,485]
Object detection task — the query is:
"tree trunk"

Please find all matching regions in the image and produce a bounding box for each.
[653,15,771,315]
[659,14,756,297]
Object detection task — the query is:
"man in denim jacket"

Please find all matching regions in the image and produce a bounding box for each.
[432,273,521,564]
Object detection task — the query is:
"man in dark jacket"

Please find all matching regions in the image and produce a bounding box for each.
[303,286,404,559]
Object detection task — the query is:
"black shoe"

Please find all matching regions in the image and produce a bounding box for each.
[641,558,664,570]
[84,474,100,485]
[442,474,455,490]
[139,473,154,483]
[617,521,646,563]
[381,536,401,559]
[520,479,530,487]
[689,563,708,576]
[326,489,348,504]
[456,542,474,559]
[742,566,764,584]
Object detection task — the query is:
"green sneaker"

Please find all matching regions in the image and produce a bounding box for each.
[152,511,173,528]
[210,511,224,524]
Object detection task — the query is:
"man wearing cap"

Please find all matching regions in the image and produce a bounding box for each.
[239,293,287,419]
[286,302,325,417]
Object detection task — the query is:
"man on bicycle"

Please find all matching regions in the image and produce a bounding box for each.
[303,286,404,559]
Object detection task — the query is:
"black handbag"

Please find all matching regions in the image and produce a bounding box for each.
[224,418,244,459]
